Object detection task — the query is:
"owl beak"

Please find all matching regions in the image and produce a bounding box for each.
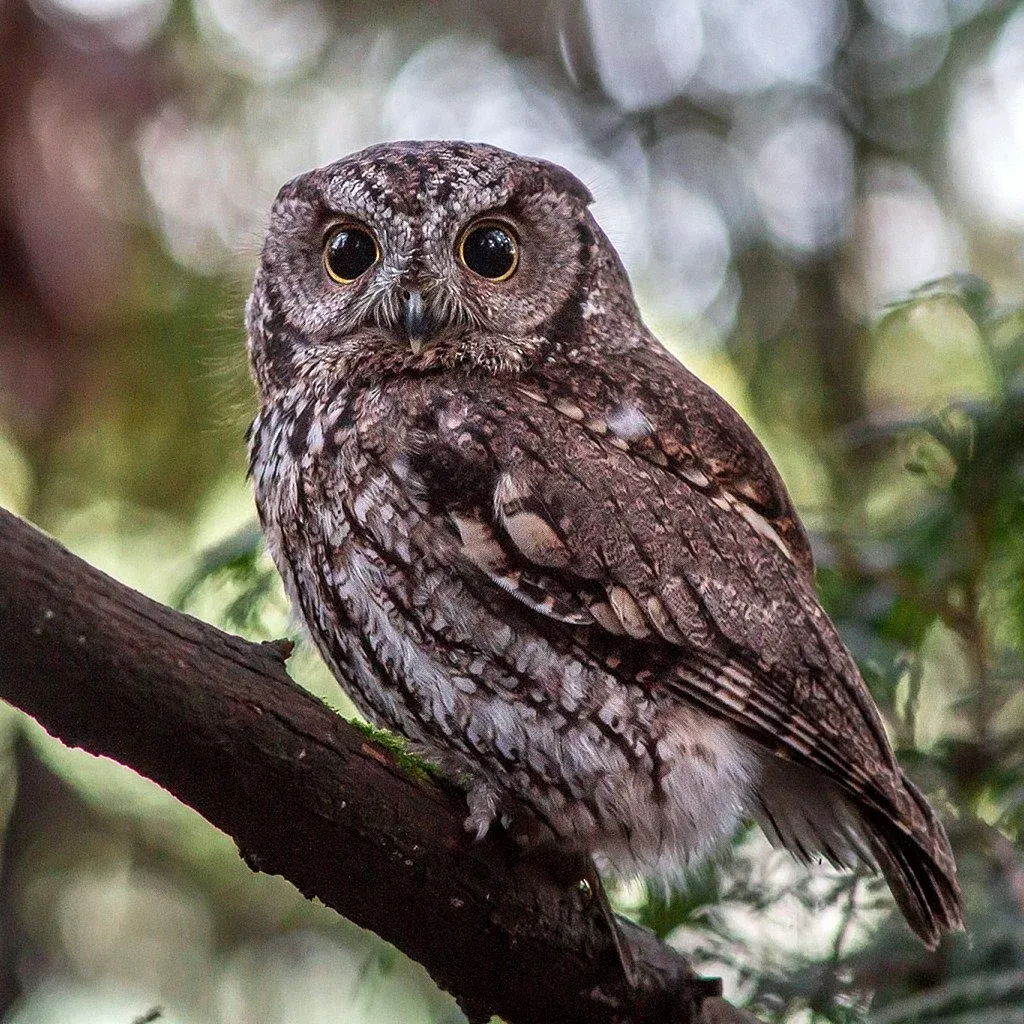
[402,288,432,354]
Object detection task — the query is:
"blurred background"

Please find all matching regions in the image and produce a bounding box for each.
[1,0,1023,1021]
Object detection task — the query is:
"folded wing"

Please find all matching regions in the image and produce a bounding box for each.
[405,363,963,945]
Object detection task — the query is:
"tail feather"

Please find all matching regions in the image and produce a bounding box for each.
[754,757,964,947]
[861,779,964,948]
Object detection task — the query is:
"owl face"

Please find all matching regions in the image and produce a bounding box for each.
[248,140,610,388]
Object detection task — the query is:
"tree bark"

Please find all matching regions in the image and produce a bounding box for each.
[0,506,759,1024]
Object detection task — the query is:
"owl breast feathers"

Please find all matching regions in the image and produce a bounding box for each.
[246,140,963,947]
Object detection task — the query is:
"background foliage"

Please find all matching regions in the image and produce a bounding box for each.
[1,1,1023,1021]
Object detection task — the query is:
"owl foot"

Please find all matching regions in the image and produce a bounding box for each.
[463,784,637,986]
[576,853,638,990]
[463,781,500,842]
[532,847,639,988]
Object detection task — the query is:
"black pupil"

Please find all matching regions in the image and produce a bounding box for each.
[463,226,516,279]
[326,228,376,280]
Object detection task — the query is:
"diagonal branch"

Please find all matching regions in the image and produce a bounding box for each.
[0,506,758,1024]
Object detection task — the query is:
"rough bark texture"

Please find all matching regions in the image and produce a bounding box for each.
[0,506,760,1024]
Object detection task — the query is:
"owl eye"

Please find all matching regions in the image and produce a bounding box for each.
[458,222,519,281]
[323,226,379,283]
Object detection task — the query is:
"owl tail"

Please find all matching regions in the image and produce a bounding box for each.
[861,777,965,949]
[756,758,964,947]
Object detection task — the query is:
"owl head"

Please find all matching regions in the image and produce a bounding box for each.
[246,140,637,392]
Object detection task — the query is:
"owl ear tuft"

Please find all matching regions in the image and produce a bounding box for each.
[530,160,593,206]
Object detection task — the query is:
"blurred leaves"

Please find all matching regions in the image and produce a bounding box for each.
[174,524,278,637]
[747,284,1024,1022]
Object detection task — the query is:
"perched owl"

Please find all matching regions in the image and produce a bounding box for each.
[246,140,963,948]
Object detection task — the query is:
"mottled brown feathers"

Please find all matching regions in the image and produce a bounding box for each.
[247,140,963,947]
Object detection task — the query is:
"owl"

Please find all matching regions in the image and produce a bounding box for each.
[246,140,963,950]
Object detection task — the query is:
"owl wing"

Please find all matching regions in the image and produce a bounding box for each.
[419,379,892,793]
[406,368,962,944]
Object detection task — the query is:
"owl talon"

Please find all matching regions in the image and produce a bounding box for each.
[464,782,499,841]
[467,817,490,842]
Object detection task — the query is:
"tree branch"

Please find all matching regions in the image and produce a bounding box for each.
[0,506,758,1024]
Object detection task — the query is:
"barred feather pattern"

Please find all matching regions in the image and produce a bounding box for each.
[247,140,964,947]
